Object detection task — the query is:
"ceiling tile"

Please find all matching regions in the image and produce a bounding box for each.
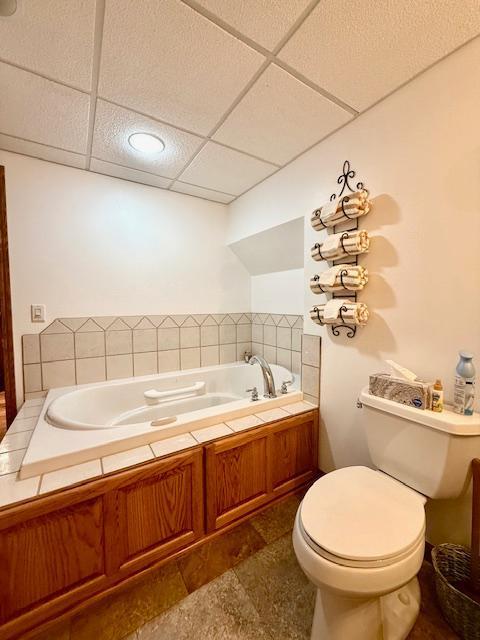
[193,0,312,50]
[171,181,235,204]
[98,0,265,135]
[0,134,85,169]
[0,62,90,153]
[91,100,204,179]
[213,64,352,164]
[279,0,480,111]
[179,142,277,195]
[90,159,172,189]
[0,0,96,91]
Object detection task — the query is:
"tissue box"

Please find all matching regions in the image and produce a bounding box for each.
[369,373,432,410]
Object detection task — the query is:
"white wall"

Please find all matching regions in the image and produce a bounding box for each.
[251,269,304,314]
[229,38,480,544]
[0,151,250,404]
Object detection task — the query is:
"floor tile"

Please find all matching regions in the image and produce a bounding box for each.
[234,533,315,640]
[250,495,301,544]
[407,561,459,639]
[137,570,272,640]
[178,521,265,592]
[71,561,187,640]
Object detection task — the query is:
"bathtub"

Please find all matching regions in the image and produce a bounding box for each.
[21,362,303,478]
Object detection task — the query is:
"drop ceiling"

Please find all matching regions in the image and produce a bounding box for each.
[0,0,479,204]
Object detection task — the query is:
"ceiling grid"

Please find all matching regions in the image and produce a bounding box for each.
[0,0,478,203]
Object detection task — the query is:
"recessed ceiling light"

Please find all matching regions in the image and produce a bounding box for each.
[0,0,17,16]
[128,132,165,154]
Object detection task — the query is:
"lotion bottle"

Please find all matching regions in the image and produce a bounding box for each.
[431,380,444,412]
[454,352,476,415]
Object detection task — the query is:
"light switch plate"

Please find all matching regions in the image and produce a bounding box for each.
[31,304,46,323]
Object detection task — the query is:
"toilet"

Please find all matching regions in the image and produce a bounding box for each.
[293,386,480,640]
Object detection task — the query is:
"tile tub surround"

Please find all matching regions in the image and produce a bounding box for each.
[251,313,303,375]
[0,396,316,509]
[301,334,321,406]
[22,313,253,395]
[250,316,322,407]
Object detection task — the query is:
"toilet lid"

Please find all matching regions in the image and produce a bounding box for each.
[300,466,425,565]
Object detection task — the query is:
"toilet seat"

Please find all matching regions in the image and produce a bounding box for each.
[299,466,426,569]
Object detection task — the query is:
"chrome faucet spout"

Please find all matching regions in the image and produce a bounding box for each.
[248,355,277,398]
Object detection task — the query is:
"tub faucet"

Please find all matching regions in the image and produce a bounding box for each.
[248,355,277,399]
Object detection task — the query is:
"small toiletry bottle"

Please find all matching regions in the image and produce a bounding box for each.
[431,380,443,413]
[454,352,476,415]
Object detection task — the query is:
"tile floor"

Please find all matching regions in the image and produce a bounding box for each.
[32,494,458,640]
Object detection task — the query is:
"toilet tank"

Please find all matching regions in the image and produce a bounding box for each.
[359,387,480,499]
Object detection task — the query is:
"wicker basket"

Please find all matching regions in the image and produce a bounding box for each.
[432,543,480,639]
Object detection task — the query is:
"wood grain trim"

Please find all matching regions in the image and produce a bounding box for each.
[0,448,202,529]
[0,166,16,425]
[11,480,316,640]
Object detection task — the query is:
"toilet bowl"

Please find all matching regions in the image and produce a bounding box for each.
[293,466,426,640]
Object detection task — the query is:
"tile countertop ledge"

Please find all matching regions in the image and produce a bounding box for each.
[0,398,317,510]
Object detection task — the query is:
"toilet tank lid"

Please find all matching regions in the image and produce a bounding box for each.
[360,387,480,436]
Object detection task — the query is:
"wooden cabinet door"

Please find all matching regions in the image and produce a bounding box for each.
[270,411,318,496]
[105,448,204,574]
[0,496,106,626]
[205,411,318,531]
[205,427,271,531]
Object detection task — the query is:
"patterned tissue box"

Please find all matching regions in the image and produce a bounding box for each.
[369,373,432,410]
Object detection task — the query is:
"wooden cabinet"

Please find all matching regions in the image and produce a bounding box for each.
[205,428,271,530]
[0,409,318,639]
[105,449,203,574]
[0,448,203,639]
[205,410,318,531]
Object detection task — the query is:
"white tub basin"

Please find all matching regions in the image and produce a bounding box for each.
[21,362,303,478]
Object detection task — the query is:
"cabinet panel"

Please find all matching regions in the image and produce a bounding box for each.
[0,497,104,624]
[205,412,318,531]
[107,449,204,571]
[271,414,317,494]
[206,429,270,530]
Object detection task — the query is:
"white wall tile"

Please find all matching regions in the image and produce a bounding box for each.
[23,364,42,393]
[180,348,200,370]
[42,360,75,388]
[158,349,180,373]
[106,330,132,356]
[75,332,105,358]
[133,352,158,376]
[76,357,106,385]
[106,354,133,380]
